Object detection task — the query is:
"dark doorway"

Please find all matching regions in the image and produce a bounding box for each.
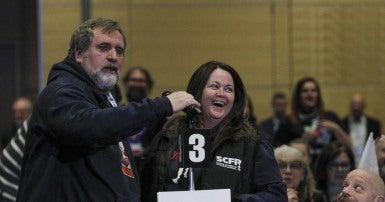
[0,1,38,150]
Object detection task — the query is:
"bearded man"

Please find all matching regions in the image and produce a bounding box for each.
[17,17,199,202]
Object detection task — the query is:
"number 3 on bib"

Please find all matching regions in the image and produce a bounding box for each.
[180,128,211,167]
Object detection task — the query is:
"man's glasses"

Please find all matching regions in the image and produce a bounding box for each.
[278,161,303,171]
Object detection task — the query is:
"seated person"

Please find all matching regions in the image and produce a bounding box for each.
[275,145,326,202]
[313,142,355,202]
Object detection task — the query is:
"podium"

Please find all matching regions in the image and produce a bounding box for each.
[157,189,231,202]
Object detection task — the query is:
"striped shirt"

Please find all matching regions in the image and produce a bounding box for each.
[0,119,28,201]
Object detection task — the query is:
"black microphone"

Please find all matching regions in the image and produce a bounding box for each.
[161,91,171,97]
[161,91,201,115]
[186,105,202,115]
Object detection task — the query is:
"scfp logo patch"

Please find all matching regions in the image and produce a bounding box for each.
[216,156,242,171]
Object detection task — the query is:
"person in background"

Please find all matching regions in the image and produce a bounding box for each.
[313,142,355,202]
[289,138,312,166]
[122,66,167,170]
[275,145,326,202]
[259,92,289,144]
[342,93,382,165]
[0,118,29,202]
[337,169,385,202]
[274,77,351,165]
[16,17,199,201]
[1,97,32,149]
[375,135,385,183]
[122,66,154,103]
[141,61,286,202]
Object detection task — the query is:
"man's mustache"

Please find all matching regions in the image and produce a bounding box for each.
[102,62,118,72]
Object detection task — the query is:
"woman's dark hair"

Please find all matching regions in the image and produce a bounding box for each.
[313,141,355,194]
[289,77,324,124]
[186,61,251,140]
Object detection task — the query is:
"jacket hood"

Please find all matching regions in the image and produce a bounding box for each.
[47,57,96,88]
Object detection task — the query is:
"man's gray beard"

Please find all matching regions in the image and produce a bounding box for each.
[92,70,119,91]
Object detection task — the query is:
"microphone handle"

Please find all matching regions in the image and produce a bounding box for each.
[188,105,202,114]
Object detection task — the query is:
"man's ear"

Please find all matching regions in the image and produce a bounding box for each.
[75,49,83,63]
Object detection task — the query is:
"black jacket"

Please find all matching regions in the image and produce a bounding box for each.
[17,58,173,201]
[342,115,382,140]
[141,116,287,202]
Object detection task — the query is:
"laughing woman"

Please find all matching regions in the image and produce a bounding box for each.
[141,61,287,202]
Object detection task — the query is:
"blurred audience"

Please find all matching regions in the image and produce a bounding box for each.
[260,92,289,144]
[337,169,385,202]
[275,145,326,202]
[0,118,29,201]
[1,97,32,149]
[244,95,257,128]
[274,77,351,164]
[313,142,355,202]
[122,66,167,172]
[343,93,382,165]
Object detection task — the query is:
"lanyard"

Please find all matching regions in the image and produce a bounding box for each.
[106,91,118,107]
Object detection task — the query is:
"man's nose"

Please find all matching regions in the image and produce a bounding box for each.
[107,49,118,61]
[341,186,351,198]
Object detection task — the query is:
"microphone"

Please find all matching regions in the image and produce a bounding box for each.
[186,105,202,115]
[161,91,171,97]
[161,91,202,115]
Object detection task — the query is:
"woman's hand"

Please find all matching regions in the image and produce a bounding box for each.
[319,120,352,147]
[287,188,299,202]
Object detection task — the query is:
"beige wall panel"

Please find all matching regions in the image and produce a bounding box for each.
[42,1,81,83]
[271,5,290,89]
[130,0,272,6]
[292,4,385,84]
[128,4,273,99]
[91,3,131,31]
[248,87,270,124]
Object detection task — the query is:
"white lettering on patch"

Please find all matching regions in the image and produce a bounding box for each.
[216,156,242,171]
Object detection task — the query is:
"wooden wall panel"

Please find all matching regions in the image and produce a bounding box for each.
[42,0,81,83]
[128,4,272,94]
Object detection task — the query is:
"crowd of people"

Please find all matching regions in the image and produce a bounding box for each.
[0,17,383,202]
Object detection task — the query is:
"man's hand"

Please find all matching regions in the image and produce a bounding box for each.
[166,91,200,113]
